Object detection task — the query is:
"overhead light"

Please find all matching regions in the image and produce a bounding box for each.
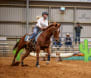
[60,6,66,14]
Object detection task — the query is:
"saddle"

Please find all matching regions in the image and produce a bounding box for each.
[24,31,42,50]
[24,35,36,50]
[24,34,36,46]
[25,31,42,42]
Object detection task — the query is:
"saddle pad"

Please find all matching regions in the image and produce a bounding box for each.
[35,31,43,41]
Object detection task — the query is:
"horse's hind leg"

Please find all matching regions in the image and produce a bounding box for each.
[21,49,30,66]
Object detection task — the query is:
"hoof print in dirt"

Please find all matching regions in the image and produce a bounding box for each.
[21,64,29,67]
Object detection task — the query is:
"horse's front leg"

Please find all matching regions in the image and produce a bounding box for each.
[11,47,21,66]
[21,49,30,66]
[36,46,40,68]
[46,48,50,64]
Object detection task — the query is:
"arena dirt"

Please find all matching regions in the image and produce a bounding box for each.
[0,56,91,78]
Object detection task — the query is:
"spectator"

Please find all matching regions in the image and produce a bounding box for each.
[64,33,72,47]
[74,22,83,44]
[53,37,62,47]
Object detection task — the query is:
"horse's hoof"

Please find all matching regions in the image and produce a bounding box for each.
[21,64,24,66]
[36,65,40,68]
[46,61,50,64]
[11,63,14,66]
[11,62,20,66]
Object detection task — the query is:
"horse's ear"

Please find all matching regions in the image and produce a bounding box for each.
[55,23,61,28]
[58,24,61,27]
[53,22,58,27]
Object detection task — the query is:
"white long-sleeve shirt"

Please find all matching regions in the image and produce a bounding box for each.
[36,17,48,28]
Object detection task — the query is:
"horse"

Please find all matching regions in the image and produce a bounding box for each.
[11,23,61,67]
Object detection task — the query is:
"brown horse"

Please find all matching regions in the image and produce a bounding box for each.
[11,23,61,67]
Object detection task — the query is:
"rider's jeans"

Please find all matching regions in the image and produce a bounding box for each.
[29,27,39,40]
[75,32,80,43]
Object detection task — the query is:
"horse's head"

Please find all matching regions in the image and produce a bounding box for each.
[44,22,61,41]
[52,23,61,41]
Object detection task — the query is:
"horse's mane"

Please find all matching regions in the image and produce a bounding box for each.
[44,23,56,30]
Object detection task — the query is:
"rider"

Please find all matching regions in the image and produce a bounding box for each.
[29,12,48,41]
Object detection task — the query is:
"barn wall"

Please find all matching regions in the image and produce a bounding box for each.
[61,24,74,38]
[0,24,26,37]
[0,1,91,38]
[76,8,91,23]
[50,8,73,22]
[0,7,26,37]
[81,24,91,37]
[0,7,26,21]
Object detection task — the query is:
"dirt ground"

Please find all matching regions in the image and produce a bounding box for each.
[0,56,91,78]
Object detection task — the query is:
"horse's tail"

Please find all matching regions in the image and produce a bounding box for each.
[13,40,20,50]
